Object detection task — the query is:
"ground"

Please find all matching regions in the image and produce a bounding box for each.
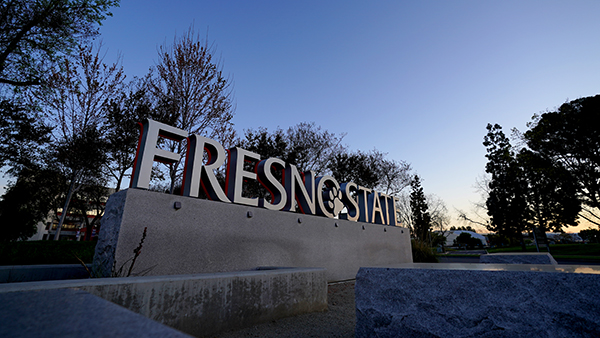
[216,281,356,338]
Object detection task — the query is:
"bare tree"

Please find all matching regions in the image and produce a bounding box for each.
[285,122,347,175]
[373,155,412,196]
[148,26,235,193]
[428,194,450,232]
[396,192,414,234]
[456,172,491,232]
[105,78,154,192]
[41,44,124,239]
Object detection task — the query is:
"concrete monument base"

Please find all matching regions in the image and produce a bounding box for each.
[93,189,412,281]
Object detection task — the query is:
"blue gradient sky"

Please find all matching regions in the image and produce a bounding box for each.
[7,1,600,230]
[96,1,600,229]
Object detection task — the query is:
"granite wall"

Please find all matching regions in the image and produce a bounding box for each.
[356,264,600,337]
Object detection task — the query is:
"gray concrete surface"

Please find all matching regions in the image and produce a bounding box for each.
[480,252,558,265]
[93,188,412,281]
[0,288,192,338]
[216,281,356,338]
[0,267,327,337]
[355,264,600,337]
[0,264,90,283]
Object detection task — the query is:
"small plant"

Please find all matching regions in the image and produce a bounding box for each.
[111,227,153,277]
[77,227,154,278]
[411,239,439,263]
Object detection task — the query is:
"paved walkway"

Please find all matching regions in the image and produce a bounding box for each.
[216,281,356,338]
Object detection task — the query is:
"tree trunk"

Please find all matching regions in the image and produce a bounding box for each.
[54,179,76,240]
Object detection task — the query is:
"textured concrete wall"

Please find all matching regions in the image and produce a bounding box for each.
[93,189,412,281]
[0,267,327,337]
[355,264,600,338]
[0,289,193,337]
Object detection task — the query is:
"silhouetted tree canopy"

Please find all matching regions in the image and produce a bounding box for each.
[410,175,432,242]
[0,0,120,86]
[524,95,600,225]
[483,123,528,250]
[0,166,66,241]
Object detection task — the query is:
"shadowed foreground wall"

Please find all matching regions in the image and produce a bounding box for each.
[93,189,412,281]
[0,268,326,337]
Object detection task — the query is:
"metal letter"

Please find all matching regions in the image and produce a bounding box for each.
[340,182,359,222]
[379,192,391,225]
[257,158,287,210]
[182,134,229,202]
[388,195,400,226]
[357,186,372,223]
[131,119,188,189]
[226,147,261,206]
[283,165,316,215]
[369,191,386,225]
[369,191,384,224]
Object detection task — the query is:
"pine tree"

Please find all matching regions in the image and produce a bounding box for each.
[410,175,431,242]
[483,124,529,250]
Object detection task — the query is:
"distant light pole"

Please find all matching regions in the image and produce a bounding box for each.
[428,228,433,248]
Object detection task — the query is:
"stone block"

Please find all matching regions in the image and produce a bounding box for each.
[480,252,558,265]
[355,264,600,337]
[0,288,192,337]
[0,267,327,337]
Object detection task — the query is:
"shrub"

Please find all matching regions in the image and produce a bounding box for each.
[411,239,439,263]
[0,240,97,265]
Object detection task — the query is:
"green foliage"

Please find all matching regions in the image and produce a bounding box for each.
[482,96,600,250]
[53,125,109,181]
[486,233,511,247]
[453,233,483,249]
[524,95,600,216]
[450,225,476,232]
[0,240,97,265]
[0,99,52,171]
[483,124,528,249]
[411,239,438,263]
[410,175,431,241]
[329,151,380,190]
[430,231,446,248]
[236,124,412,197]
[579,228,600,243]
[0,0,120,87]
[0,166,66,241]
[517,149,580,232]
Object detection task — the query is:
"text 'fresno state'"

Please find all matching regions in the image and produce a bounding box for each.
[130,119,399,225]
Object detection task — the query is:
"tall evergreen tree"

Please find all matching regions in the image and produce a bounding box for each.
[517,149,581,234]
[483,124,529,250]
[410,175,431,242]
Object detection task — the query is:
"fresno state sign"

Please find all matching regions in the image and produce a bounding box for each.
[130,119,399,225]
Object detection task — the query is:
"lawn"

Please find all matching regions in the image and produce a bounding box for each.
[487,243,600,260]
[0,240,97,266]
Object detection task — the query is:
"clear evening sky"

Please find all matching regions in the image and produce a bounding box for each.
[8,1,600,231]
[78,0,600,231]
